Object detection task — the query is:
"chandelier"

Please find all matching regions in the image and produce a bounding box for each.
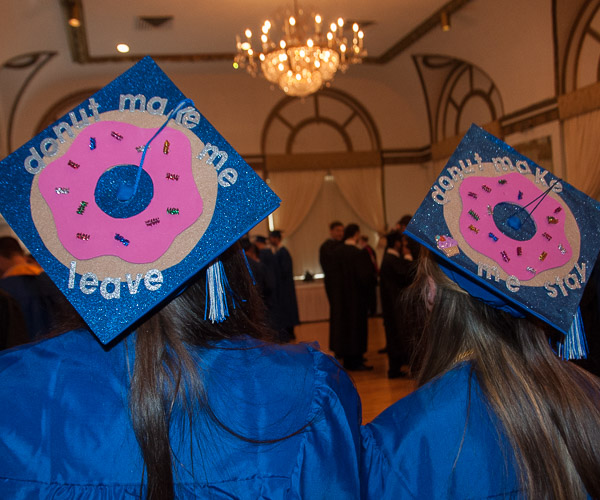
[234,1,366,97]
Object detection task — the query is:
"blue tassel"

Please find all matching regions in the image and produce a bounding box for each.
[204,261,232,323]
[558,308,588,360]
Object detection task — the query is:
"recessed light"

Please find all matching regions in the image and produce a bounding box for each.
[117,43,130,53]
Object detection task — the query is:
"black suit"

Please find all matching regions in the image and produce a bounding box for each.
[328,243,377,367]
[379,250,413,374]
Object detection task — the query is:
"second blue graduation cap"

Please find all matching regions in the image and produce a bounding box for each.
[405,125,600,358]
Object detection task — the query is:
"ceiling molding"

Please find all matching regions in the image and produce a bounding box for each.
[61,0,473,66]
[365,0,473,65]
[265,151,382,172]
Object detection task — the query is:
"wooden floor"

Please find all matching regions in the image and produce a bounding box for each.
[294,317,416,423]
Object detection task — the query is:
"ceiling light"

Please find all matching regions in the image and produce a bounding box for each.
[441,11,451,32]
[68,2,81,28]
[234,1,366,97]
[116,44,130,54]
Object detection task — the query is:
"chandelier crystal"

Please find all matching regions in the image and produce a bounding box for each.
[234,2,366,97]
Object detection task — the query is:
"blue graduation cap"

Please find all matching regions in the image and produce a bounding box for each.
[0,57,280,344]
[405,124,600,359]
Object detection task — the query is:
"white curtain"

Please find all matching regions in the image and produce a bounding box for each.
[284,176,381,277]
[267,169,326,237]
[334,167,386,233]
[563,109,600,199]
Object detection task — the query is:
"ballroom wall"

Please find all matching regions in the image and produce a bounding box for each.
[2,0,557,152]
[2,0,600,268]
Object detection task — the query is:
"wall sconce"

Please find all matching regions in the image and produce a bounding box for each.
[68,2,81,28]
[441,11,451,32]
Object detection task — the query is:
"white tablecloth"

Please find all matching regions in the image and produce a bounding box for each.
[295,280,329,323]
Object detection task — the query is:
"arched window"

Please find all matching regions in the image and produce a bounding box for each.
[259,88,384,278]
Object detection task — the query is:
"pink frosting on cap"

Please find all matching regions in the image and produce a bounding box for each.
[38,121,204,264]
[458,172,571,280]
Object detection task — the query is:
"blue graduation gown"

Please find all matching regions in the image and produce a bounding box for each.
[361,362,522,499]
[0,330,362,498]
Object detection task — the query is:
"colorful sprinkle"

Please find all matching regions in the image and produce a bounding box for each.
[163,140,170,154]
[76,201,88,215]
[145,217,160,227]
[488,232,498,242]
[526,266,537,275]
[68,160,80,169]
[115,233,130,246]
[498,179,507,185]
[500,250,510,262]
[547,216,558,224]
[111,131,123,141]
[558,243,566,254]
[166,207,180,215]
[517,247,522,256]
[542,232,552,241]
[89,137,96,150]
[468,209,480,221]
[482,184,492,193]
[554,207,562,213]
[539,251,548,261]
[468,191,478,199]
[487,205,493,215]
[468,224,479,234]
[165,173,179,181]
[76,232,90,241]
[518,191,523,200]
[136,145,146,153]
[55,187,70,195]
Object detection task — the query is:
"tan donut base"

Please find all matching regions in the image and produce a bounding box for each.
[30,110,218,280]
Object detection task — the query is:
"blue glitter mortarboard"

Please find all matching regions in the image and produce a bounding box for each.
[405,125,600,359]
[0,57,280,344]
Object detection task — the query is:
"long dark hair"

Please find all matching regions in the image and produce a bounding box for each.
[129,244,276,499]
[405,249,600,499]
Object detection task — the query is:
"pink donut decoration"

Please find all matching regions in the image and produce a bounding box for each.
[458,172,572,280]
[38,121,203,264]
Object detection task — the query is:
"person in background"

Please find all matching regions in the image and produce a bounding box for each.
[0,289,28,350]
[395,214,420,261]
[268,230,300,342]
[328,223,377,370]
[358,234,378,317]
[240,237,274,319]
[0,236,66,341]
[394,214,412,233]
[576,258,600,377]
[319,221,345,353]
[319,220,344,303]
[0,237,42,279]
[253,234,279,330]
[379,230,413,378]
